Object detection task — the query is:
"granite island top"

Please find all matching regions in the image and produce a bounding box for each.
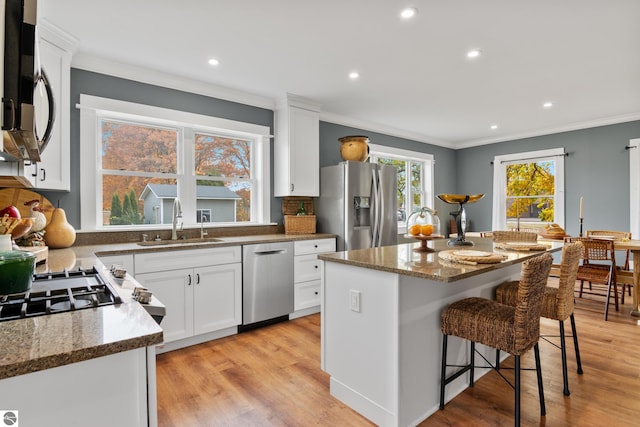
[318,237,563,282]
[1,232,333,380]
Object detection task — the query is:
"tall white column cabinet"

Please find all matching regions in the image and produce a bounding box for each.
[274,94,321,197]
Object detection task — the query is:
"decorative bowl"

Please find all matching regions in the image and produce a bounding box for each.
[437,194,485,204]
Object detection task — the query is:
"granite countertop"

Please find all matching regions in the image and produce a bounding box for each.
[0,232,335,380]
[318,237,563,282]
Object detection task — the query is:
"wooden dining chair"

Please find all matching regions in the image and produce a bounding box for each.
[586,230,632,303]
[492,230,538,243]
[439,253,553,426]
[496,242,584,396]
[566,237,618,320]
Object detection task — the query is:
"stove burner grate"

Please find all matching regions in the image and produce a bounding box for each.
[0,267,122,322]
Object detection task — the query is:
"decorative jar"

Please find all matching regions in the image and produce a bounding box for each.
[339,135,370,162]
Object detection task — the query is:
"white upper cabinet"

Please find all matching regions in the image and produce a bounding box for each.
[274,94,321,197]
[33,23,76,191]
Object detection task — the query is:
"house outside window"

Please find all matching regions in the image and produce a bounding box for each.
[368,144,434,233]
[79,94,271,231]
[492,148,565,232]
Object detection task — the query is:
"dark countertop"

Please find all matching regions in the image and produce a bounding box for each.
[0,233,335,380]
[318,237,563,282]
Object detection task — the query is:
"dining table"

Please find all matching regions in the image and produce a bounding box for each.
[612,239,640,317]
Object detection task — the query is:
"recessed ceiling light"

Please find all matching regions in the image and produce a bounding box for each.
[400,7,418,19]
[490,124,498,130]
[208,58,220,66]
[467,49,481,59]
[349,71,360,80]
[543,102,553,108]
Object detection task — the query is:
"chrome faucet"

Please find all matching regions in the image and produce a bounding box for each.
[171,198,183,240]
[200,219,208,239]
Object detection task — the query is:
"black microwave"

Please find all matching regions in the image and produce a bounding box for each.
[1,0,54,162]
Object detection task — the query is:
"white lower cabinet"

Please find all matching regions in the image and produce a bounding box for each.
[292,238,336,317]
[135,247,241,351]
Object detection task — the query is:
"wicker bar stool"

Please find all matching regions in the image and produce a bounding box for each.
[439,253,553,426]
[495,242,583,396]
[492,230,538,243]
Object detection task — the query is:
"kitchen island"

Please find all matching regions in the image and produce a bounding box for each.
[319,237,562,427]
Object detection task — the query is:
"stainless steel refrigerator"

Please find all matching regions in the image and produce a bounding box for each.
[317,161,398,251]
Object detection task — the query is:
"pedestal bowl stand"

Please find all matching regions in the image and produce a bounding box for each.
[436,194,485,247]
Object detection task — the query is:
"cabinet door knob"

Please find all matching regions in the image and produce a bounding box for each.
[314,291,319,295]
[314,265,318,269]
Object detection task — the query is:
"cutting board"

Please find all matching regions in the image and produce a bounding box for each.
[0,188,55,226]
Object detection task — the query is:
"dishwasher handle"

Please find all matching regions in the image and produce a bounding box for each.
[252,249,288,256]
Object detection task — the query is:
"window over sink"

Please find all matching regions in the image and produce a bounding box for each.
[79,94,271,231]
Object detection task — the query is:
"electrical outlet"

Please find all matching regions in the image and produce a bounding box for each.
[349,289,361,313]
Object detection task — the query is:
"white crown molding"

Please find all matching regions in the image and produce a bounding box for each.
[457,111,640,149]
[70,52,277,111]
[319,111,455,149]
[38,19,79,53]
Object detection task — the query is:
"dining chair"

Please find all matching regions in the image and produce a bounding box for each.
[439,252,553,426]
[585,230,632,303]
[492,230,538,243]
[495,242,583,396]
[566,237,618,320]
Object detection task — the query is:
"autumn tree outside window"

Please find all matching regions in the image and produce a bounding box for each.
[492,148,565,232]
[79,94,271,231]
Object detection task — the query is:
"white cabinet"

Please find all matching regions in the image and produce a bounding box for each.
[292,238,336,315]
[135,246,242,348]
[274,94,321,197]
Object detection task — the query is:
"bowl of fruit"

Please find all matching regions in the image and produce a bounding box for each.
[405,207,444,252]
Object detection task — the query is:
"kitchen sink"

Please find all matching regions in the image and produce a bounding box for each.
[137,237,223,246]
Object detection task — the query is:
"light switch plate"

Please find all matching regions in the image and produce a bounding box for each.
[349,289,361,313]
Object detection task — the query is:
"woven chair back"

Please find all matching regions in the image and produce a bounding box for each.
[555,242,583,319]
[492,230,538,243]
[566,237,615,263]
[513,252,553,353]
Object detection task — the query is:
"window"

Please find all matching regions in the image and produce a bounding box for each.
[79,94,271,231]
[369,144,434,232]
[492,148,565,232]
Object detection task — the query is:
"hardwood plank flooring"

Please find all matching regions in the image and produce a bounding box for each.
[156,289,640,426]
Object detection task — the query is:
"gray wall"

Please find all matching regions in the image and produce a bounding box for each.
[39,68,640,236]
[456,120,640,236]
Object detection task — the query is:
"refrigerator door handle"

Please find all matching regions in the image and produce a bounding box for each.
[371,167,380,247]
[376,168,384,247]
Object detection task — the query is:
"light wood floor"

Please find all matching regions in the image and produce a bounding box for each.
[156,288,640,426]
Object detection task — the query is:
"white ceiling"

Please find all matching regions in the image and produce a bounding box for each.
[39,0,640,149]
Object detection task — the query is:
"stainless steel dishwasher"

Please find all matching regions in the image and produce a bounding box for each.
[242,241,294,328]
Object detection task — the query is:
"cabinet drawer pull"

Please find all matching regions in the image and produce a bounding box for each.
[40,168,46,182]
[187,274,192,286]
[196,273,200,284]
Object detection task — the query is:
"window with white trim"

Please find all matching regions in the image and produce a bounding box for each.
[79,94,271,231]
[369,144,435,233]
[492,148,565,232]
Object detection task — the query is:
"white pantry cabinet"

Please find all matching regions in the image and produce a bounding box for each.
[292,238,336,316]
[135,246,242,350]
[274,94,321,197]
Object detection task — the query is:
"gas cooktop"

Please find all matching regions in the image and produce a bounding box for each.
[0,267,122,322]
